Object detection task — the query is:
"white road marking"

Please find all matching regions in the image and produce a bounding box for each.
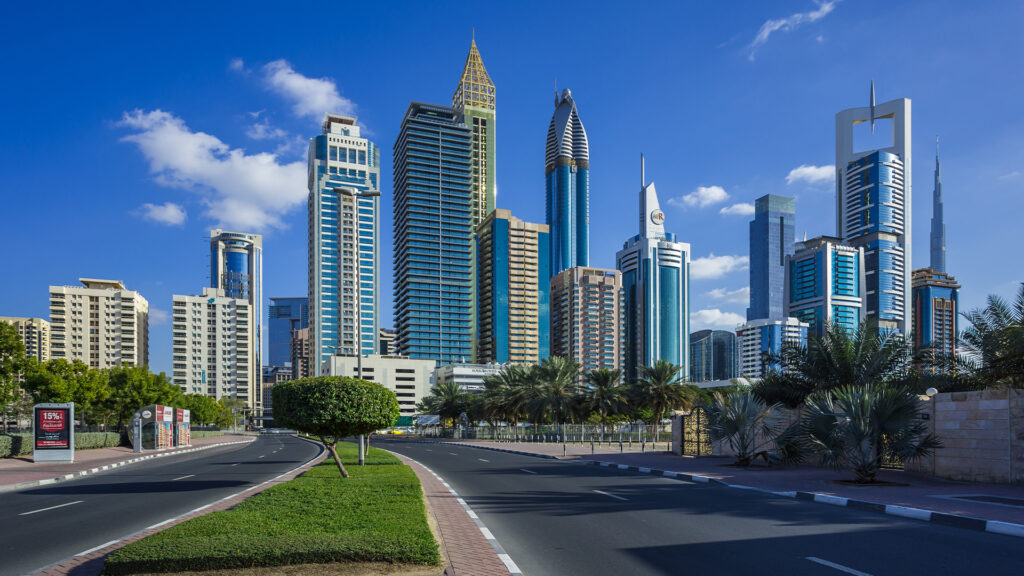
[593,489,628,501]
[19,500,84,516]
[259,455,266,459]
[520,468,537,474]
[425,448,432,451]
[230,462,240,466]
[806,557,873,576]
[75,539,119,556]
[171,474,195,481]
[448,452,458,455]
[478,458,490,462]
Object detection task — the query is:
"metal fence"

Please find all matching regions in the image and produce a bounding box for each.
[417,422,674,450]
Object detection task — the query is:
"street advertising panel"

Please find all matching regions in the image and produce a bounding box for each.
[155,405,173,449]
[33,403,75,462]
[174,408,191,447]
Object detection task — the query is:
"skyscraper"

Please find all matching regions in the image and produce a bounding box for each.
[689,329,738,383]
[836,85,911,335]
[736,317,809,380]
[616,159,690,382]
[268,297,308,367]
[912,268,959,371]
[930,139,946,273]
[747,194,795,321]
[49,279,149,369]
[393,102,473,363]
[550,267,623,378]
[210,229,263,391]
[308,114,380,375]
[453,34,496,231]
[785,236,865,336]
[546,89,590,275]
[476,209,550,364]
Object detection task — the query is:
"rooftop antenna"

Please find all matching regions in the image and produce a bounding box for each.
[554,77,558,107]
[870,80,876,134]
[472,27,475,43]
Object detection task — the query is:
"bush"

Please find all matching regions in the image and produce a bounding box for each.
[190,430,225,439]
[102,443,439,574]
[0,433,32,457]
[75,432,122,450]
[1,431,123,457]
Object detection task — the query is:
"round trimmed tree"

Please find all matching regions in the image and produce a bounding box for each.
[272,377,400,478]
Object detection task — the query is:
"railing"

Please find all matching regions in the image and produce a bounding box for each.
[416,422,674,451]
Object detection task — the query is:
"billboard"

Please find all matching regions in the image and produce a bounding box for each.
[33,403,75,462]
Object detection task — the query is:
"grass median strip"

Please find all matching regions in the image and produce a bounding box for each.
[101,443,439,575]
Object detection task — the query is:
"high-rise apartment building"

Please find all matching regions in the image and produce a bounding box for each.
[268,297,308,367]
[49,279,149,369]
[616,161,690,382]
[379,328,396,356]
[0,317,50,362]
[550,267,623,377]
[393,102,473,363]
[453,35,496,231]
[748,194,795,321]
[912,268,960,371]
[736,317,808,380]
[308,114,381,375]
[836,86,911,335]
[172,287,256,407]
[210,229,262,382]
[476,209,550,364]
[290,327,311,380]
[546,89,590,275]
[690,329,738,383]
[785,236,865,336]
[930,140,946,273]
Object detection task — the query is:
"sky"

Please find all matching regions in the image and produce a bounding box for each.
[1,1,1022,375]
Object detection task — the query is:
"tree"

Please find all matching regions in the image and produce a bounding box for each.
[705,389,783,467]
[632,360,694,440]
[180,394,221,426]
[219,397,248,430]
[959,283,1024,388]
[273,377,399,478]
[531,356,580,437]
[23,359,109,427]
[104,366,181,430]
[417,380,469,427]
[0,322,27,431]
[582,368,625,441]
[801,383,941,483]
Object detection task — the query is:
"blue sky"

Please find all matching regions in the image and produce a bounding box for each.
[2,1,1022,375]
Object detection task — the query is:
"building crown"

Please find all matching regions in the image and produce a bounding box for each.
[452,35,495,111]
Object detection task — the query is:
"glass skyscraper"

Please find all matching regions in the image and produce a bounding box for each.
[267,297,308,367]
[785,236,865,336]
[393,102,473,363]
[307,114,380,375]
[616,161,690,382]
[545,88,590,275]
[210,229,262,391]
[930,141,946,273]
[912,268,959,371]
[689,329,738,383]
[747,194,795,321]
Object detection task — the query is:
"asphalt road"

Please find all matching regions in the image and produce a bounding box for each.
[1,434,321,576]
[378,440,1024,576]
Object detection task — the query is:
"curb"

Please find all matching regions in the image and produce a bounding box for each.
[582,459,1024,540]
[395,439,559,460]
[0,437,256,494]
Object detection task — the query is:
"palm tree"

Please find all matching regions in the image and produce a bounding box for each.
[960,283,1024,388]
[482,364,528,438]
[753,320,913,408]
[632,360,694,441]
[417,380,468,427]
[705,389,783,467]
[583,368,625,441]
[531,356,580,440]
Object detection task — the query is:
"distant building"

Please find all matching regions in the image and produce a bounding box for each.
[690,330,737,383]
[550,267,623,377]
[49,278,149,369]
[546,88,590,275]
[323,354,435,418]
[290,327,311,380]
[452,35,496,233]
[379,328,396,356]
[268,297,308,367]
[261,365,292,415]
[0,317,50,362]
[476,209,550,364]
[210,229,263,390]
[747,194,795,321]
[434,362,505,393]
[930,140,947,273]
[172,287,256,409]
[912,268,960,371]
[736,317,808,380]
[785,235,865,336]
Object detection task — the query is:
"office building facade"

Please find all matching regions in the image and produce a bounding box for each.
[268,297,308,367]
[736,317,809,380]
[785,236,865,336]
[690,329,738,383]
[476,209,550,364]
[323,354,436,418]
[748,194,795,321]
[434,362,504,393]
[393,102,473,363]
[49,278,149,369]
[308,114,381,375]
[550,267,623,377]
[912,268,960,371]
[0,317,50,362]
[546,88,590,275]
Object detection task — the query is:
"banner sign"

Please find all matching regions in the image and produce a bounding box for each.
[33,403,75,462]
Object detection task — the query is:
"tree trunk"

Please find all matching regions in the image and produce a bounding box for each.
[324,441,349,478]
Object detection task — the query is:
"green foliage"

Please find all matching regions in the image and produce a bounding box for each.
[179,394,221,426]
[631,360,696,426]
[0,322,27,423]
[582,368,625,438]
[705,390,783,467]
[104,366,181,430]
[75,431,123,450]
[416,380,470,426]
[0,431,124,457]
[189,430,225,439]
[0,433,31,457]
[23,359,110,427]
[102,443,438,574]
[959,283,1024,388]
[530,356,581,426]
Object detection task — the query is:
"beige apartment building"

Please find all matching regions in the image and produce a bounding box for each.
[49,279,149,368]
[323,354,435,418]
[290,327,312,380]
[550,267,624,377]
[0,317,50,362]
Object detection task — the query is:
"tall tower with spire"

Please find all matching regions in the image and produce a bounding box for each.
[930,138,946,273]
[546,88,590,275]
[453,32,496,229]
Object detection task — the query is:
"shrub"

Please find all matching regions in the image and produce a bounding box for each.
[1,431,124,457]
[705,390,784,467]
[190,430,225,439]
[75,432,122,450]
[0,433,32,457]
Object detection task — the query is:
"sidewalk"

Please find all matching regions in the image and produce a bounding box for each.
[0,434,255,491]
[438,439,1024,528]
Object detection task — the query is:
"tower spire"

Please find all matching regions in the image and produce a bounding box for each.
[870,80,876,134]
[930,135,946,272]
[641,153,645,188]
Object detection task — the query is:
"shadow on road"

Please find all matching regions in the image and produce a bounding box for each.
[24,479,252,495]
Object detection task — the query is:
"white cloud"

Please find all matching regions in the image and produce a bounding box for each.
[228,58,246,72]
[668,185,729,209]
[118,109,306,232]
[137,202,186,226]
[263,59,354,119]
[998,170,1021,180]
[708,286,750,305]
[691,254,750,280]
[720,202,755,216]
[786,164,834,186]
[749,1,838,60]
[691,309,746,330]
[245,118,289,141]
[150,307,170,326]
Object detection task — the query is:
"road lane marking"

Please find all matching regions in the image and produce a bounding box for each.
[19,500,84,516]
[259,455,266,458]
[230,462,240,466]
[593,489,628,501]
[171,474,195,481]
[448,452,458,455]
[75,539,119,557]
[478,458,490,462]
[519,468,537,474]
[806,557,873,576]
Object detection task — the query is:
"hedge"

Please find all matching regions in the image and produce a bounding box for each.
[1,432,124,458]
[190,430,225,439]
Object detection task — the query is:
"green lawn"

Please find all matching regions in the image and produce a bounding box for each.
[102,442,439,574]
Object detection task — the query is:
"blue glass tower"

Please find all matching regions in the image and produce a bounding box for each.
[210,228,262,384]
[393,102,473,363]
[616,159,690,382]
[308,114,380,375]
[785,236,865,337]
[912,268,959,371]
[267,297,308,367]
[689,329,738,382]
[747,194,795,321]
[545,89,590,276]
